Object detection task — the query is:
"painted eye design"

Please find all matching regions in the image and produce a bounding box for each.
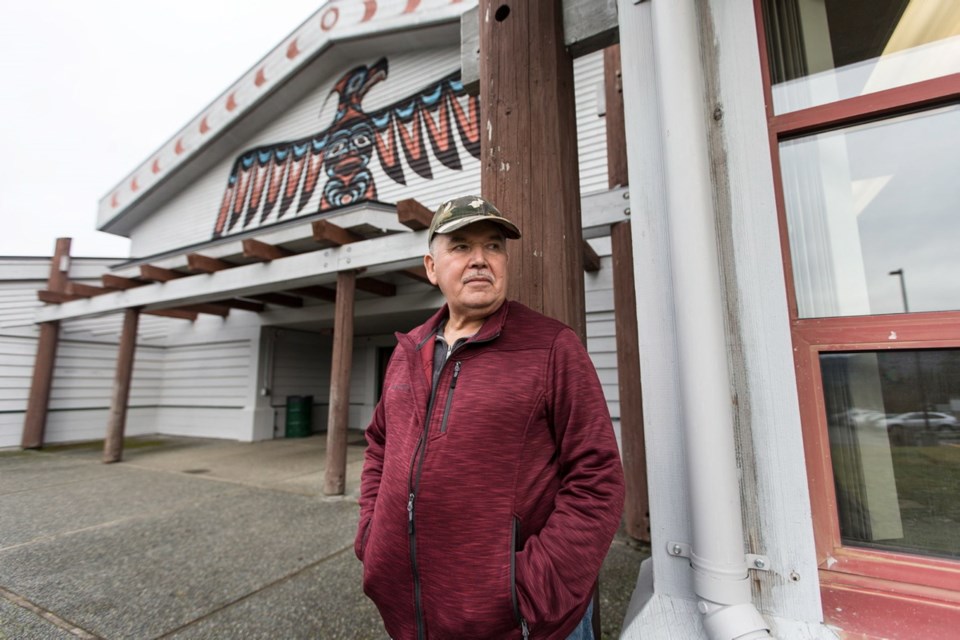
[353,133,371,147]
[328,141,347,157]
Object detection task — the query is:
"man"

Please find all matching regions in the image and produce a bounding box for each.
[355,195,625,639]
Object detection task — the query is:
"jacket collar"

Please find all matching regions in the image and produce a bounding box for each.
[409,300,511,350]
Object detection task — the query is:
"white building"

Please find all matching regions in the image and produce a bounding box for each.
[8,1,960,638]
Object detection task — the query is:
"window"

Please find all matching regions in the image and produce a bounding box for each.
[758,0,960,634]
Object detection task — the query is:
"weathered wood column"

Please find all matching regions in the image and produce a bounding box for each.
[324,270,356,496]
[22,237,71,449]
[103,308,140,463]
[479,0,586,343]
[605,44,650,543]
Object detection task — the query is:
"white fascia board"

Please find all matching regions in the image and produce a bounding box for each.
[40,188,628,323]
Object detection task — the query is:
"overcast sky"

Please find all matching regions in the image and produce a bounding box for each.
[0,0,322,258]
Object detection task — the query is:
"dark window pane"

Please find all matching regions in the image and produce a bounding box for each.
[821,349,960,559]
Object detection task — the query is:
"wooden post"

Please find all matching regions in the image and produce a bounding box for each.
[606,44,648,542]
[103,308,140,463]
[324,270,356,495]
[479,0,586,343]
[612,221,650,542]
[604,44,629,189]
[22,237,71,449]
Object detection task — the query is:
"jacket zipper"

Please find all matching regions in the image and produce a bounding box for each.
[407,356,462,640]
[439,361,461,434]
[511,516,530,639]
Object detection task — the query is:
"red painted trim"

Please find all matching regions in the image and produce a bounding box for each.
[771,74,960,138]
[286,39,300,60]
[254,68,267,87]
[822,573,960,639]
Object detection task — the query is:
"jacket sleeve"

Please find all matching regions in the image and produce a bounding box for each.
[355,394,386,562]
[515,327,626,628]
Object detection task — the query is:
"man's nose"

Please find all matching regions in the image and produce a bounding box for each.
[468,246,488,267]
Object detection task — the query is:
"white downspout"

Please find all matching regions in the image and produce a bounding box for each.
[650,1,771,638]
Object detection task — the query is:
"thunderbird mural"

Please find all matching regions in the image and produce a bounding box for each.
[212,58,481,238]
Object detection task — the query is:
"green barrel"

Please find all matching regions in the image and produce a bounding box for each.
[285,395,313,438]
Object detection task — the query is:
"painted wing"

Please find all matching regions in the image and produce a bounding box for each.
[368,72,481,185]
[212,132,327,238]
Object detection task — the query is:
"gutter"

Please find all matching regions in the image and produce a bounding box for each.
[649,1,771,637]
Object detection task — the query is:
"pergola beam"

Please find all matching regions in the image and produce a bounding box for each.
[312,219,363,246]
[140,264,186,282]
[583,239,601,272]
[243,238,293,262]
[396,199,433,231]
[398,266,433,286]
[66,282,112,297]
[288,285,337,302]
[245,292,303,308]
[356,278,396,297]
[187,253,233,273]
[102,274,147,290]
[215,298,266,313]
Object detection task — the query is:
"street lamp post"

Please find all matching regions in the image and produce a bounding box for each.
[889,268,909,313]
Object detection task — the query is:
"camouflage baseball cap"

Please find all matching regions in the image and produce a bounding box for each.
[428,195,521,245]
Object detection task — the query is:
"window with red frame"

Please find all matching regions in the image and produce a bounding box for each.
[757,0,960,624]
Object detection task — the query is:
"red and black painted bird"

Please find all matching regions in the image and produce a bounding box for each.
[212,58,481,238]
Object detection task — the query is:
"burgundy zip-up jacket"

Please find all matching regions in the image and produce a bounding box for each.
[355,301,625,640]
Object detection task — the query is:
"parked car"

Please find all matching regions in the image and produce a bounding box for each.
[885,411,959,434]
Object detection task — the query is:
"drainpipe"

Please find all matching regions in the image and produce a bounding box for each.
[650,1,771,638]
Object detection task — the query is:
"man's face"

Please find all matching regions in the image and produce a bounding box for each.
[424,221,509,321]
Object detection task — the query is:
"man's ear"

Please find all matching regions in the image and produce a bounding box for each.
[424,253,438,286]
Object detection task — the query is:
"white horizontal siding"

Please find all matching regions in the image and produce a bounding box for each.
[575,51,609,196]
[160,341,250,408]
[584,236,618,421]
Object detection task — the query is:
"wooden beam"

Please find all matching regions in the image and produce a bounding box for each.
[397,198,434,231]
[177,303,231,317]
[103,308,139,463]
[66,282,111,297]
[102,274,147,290]
[611,221,649,542]
[604,44,629,188]
[287,285,337,302]
[38,290,83,304]
[242,238,293,262]
[324,270,356,496]
[480,0,587,343]
[145,309,198,321]
[398,266,434,286]
[245,292,303,308]
[356,278,396,297]
[140,264,185,282]
[187,253,233,273]
[312,219,363,246]
[214,298,266,313]
[583,239,602,272]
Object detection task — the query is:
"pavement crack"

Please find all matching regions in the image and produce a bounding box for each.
[150,544,354,640]
[0,585,103,639]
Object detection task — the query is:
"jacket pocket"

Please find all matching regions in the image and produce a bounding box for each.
[356,517,373,561]
[511,515,529,637]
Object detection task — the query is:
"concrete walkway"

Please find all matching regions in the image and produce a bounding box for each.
[0,435,646,639]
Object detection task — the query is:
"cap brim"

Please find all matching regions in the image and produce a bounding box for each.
[433,215,521,239]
